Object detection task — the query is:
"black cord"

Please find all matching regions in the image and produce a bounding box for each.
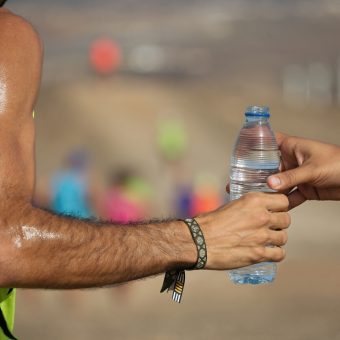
[0,0,8,7]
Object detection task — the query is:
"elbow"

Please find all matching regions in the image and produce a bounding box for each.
[0,203,35,287]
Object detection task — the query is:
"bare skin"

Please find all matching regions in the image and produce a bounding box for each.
[0,9,290,289]
[267,133,340,208]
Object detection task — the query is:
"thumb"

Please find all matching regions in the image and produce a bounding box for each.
[268,165,313,191]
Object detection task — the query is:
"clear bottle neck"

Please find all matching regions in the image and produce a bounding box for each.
[244,106,270,124]
[245,116,270,123]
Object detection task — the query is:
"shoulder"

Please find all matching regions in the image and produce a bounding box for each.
[0,9,43,120]
[0,9,43,57]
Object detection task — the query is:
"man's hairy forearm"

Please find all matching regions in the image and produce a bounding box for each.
[0,204,196,288]
[0,11,196,289]
[0,9,291,289]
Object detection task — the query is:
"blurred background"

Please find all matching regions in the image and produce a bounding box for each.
[6,0,340,339]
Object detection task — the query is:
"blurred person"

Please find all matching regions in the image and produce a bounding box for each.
[175,183,194,219]
[191,173,222,216]
[157,113,187,163]
[50,150,93,219]
[267,133,340,207]
[103,169,151,223]
[0,7,290,339]
[156,111,190,218]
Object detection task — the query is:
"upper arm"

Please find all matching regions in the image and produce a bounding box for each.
[0,9,43,120]
[0,10,43,201]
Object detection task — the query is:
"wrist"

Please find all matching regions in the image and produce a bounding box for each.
[160,218,207,303]
[168,220,197,270]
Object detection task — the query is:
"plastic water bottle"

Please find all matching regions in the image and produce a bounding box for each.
[228,106,280,285]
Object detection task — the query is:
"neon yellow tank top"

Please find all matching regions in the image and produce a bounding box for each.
[0,289,16,340]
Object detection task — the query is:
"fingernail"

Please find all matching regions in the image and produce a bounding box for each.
[269,176,281,188]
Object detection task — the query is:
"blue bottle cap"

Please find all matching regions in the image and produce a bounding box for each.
[245,106,270,118]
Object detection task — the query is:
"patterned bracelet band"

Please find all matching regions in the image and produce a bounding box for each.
[160,218,207,303]
[183,218,208,270]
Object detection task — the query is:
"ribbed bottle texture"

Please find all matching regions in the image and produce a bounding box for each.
[228,106,280,284]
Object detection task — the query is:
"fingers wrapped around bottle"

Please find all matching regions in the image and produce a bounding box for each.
[237,192,290,262]
[196,192,291,270]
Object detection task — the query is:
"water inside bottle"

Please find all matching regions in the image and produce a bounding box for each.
[228,107,280,284]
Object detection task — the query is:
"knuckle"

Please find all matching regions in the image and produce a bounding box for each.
[244,192,262,204]
[277,212,291,229]
[260,230,270,244]
[252,247,266,262]
[279,248,286,261]
[273,194,289,210]
[257,211,270,225]
[273,247,286,262]
[281,195,290,210]
[284,213,291,227]
[280,231,288,245]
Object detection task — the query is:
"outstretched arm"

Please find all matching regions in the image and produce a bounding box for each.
[0,9,290,289]
[267,132,340,208]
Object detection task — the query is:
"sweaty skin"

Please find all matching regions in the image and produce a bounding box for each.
[0,9,290,289]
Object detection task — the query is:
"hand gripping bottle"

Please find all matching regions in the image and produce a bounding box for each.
[228,106,280,284]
